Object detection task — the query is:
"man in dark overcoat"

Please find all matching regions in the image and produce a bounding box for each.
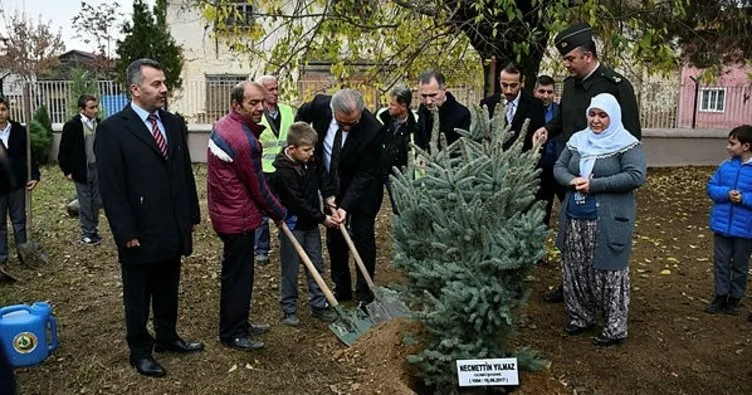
[295,89,384,311]
[95,58,202,378]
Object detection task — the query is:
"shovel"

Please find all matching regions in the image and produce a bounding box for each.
[0,263,19,282]
[278,222,373,346]
[17,82,48,266]
[330,208,410,324]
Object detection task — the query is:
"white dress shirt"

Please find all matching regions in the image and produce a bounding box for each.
[323,117,349,171]
[505,92,521,123]
[0,122,10,148]
[130,102,168,143]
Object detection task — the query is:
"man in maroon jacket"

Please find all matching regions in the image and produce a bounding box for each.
[207,81,287,351]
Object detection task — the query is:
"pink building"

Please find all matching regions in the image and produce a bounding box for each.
[679,65,752,129]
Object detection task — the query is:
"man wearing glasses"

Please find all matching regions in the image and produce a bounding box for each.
[296,89,384,313]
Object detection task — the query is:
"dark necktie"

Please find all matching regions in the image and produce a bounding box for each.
[330,128,343,192]
[147,113,168,159]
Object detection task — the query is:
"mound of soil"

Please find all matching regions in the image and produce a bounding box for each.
[344,318,568,394]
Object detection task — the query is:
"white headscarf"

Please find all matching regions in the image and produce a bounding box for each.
[567,93,639,179]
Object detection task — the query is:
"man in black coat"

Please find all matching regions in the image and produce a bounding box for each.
[295,89,384,310]
[377,85,417,214]
[95,58,203,378]
[479,62,545,151]
[58,94,103,245]
[415,70,471,150]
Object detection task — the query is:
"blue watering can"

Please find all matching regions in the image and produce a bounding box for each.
[0,302,59,368]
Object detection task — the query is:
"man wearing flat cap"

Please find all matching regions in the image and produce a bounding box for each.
[532,22,641,303]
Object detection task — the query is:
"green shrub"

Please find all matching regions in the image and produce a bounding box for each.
[33,105,53,136]
[29,120,51,165]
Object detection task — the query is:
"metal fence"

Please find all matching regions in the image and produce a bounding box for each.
[1,77,713,130]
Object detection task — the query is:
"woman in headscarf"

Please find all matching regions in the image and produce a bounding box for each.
[554,93,646,346]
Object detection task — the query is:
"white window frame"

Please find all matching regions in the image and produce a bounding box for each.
[224,1,254,28]
[699,87,726,113]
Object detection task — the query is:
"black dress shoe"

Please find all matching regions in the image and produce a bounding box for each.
[246,322,270,336]
[129,356,166,378]
[592,335,625,347]
[221,336,264,351]
[543,286,564,303]
[564,323,593,336]
[154,338,204,353]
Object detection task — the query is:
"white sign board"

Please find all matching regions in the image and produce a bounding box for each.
[456,358,519,387]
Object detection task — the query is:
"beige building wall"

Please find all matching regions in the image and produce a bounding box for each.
[165,1,274,122]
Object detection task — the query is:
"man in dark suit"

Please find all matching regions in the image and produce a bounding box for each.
[95,58,203,378]
[534,75,566,228]
[58,94,103,245]
[415,70,471,150]
[534,75,559,124]
[479,62,546,151]
[296,89,384,311]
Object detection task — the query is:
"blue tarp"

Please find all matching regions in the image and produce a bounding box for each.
[99,94,128,119]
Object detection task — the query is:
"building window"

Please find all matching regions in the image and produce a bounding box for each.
[223,2,254,28]
[700,88,725,112]
[205,75,247,121]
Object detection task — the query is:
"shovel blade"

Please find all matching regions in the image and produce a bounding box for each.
[367,287,411,324]
[0,265,19,282]
[328,306,374,346]
[17,242,49,266]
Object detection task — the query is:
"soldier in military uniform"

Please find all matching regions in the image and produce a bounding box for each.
[532,22,642,303]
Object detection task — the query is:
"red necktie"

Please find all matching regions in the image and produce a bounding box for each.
[147,113,168,159]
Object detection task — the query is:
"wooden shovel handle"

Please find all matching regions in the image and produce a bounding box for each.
[279,222,339,308]
[330,208,375,290]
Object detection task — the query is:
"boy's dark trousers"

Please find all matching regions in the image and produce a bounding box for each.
[0,188,26,264]
[713,233,752,298]
[218,231,256,340]
[75,163,101,238]
[278,226,327,314]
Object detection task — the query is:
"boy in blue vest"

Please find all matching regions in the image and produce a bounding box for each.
[271,122,339,325]
[706,124,752,317]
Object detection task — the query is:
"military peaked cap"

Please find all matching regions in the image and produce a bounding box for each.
[554,22,594,55]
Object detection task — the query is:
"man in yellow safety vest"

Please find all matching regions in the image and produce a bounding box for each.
[254,75,295,264]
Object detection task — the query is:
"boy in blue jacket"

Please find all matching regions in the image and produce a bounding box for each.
[706,124,752,317]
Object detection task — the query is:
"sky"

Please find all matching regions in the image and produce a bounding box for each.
[2,0,156,54]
